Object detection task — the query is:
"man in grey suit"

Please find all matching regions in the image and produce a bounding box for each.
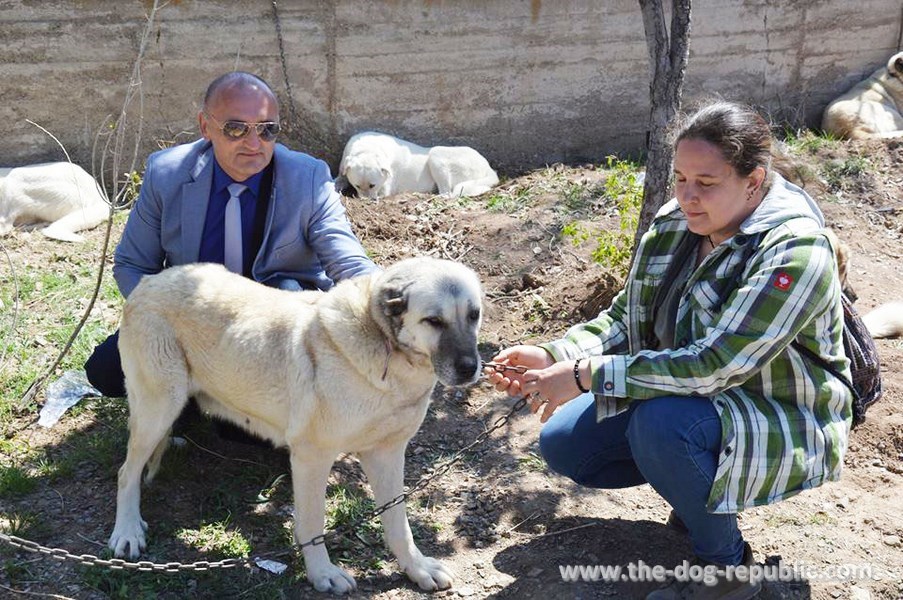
[85,71,378,398]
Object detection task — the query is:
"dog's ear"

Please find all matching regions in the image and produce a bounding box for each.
[894,54,903,76]
[381,288,407,317]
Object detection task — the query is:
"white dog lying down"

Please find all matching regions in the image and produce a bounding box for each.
[0,162,109,242]
[822,51,903,139]
[827,229,903,339]
[863,302,903,339]
[109,257,484,594]
[339,131,499,199]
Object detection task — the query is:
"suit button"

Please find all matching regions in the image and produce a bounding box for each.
[724,446,733,456]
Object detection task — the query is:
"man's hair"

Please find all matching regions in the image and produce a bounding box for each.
[203,72,277,109]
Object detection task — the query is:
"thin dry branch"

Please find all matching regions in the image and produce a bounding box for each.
[18,0,163,411]
[0,238,20,375]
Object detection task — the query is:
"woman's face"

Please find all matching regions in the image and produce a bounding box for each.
[674,138,765,244]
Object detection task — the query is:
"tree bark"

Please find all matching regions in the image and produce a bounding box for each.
[633,0,691,255]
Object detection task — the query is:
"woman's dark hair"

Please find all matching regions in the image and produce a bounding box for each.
[674,101,773,180]
[673,100,809,187]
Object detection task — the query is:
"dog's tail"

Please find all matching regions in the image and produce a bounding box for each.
[862,301,903,339]
[41,203,110,242]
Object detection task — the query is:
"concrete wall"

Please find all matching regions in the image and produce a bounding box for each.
[2,0,901,176]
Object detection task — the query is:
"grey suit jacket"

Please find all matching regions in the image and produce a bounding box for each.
[113,139,378,298]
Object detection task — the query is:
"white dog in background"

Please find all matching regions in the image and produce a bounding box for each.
[339,131,499,200]
[0,162,109,242]
[822,51,903,140]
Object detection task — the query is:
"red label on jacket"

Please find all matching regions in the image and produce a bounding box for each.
[774,272,794,292]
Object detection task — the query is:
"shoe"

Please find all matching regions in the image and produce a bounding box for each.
[666,509,689,534]
[645,543,762,600]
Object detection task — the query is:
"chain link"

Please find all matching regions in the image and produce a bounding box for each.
[270,1,298,128]
[1,396,528,573]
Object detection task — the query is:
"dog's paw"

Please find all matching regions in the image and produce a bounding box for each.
[108,517,148,560]
[405,556,454,591]
[307,563,357,595]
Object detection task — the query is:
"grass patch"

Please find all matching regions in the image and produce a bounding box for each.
[485,186,534,213]
[0,465,38,497]
[822,155,872,191]
[176,517,252,558]
[516,452,546,472]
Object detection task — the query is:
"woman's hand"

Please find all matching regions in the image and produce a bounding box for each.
[484,345,553,396]
[484,347,585,423]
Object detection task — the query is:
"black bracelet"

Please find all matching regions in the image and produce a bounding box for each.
[574,359,590,393]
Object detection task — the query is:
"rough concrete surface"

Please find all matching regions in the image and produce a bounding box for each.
[1,0,901,176]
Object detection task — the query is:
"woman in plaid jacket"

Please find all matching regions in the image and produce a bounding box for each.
[487,101,851,600]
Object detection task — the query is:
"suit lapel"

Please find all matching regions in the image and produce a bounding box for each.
[181,148,214,263]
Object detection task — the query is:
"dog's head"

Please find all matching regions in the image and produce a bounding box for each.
[371,257,483,387]
[886,51,903,80]
[339,153,390,200]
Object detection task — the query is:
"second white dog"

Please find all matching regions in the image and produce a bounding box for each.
[0,162,109,242]
[822,52,903,140]
[339,131,499,199]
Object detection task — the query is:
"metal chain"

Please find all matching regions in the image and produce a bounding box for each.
[0,396,528,573]
[270,1,298,128]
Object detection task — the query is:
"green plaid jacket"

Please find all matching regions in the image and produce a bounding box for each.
[542,175,852,513]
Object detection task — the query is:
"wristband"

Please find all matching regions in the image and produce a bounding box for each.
[574,359,590,393]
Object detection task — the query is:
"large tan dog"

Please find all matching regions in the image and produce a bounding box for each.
[108,257,484,594]
[822,52,903,139]
[0,162,108,242]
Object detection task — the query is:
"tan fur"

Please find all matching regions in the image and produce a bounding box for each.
[108,257,483,594]
[822,52,903,140]
[862,302,903,339]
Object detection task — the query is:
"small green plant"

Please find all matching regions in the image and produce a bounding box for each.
[117,169,144,208]
[562,156,643,276]
[561,221,591,246]
[0,465,38,497]
[177,518,252,558]
[517,452,546,472]
[822,155,871,191]
[485,186,533,213]
[782,128,838,154]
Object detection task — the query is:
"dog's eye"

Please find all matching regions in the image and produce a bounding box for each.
[468,309,481,322]
[422,316,446,329]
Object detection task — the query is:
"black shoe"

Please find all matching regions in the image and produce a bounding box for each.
[666,509,689,534]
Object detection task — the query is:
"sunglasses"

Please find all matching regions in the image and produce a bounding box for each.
[203,112,281,141]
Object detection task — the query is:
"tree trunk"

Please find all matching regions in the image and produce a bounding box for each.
[632,0,691,256]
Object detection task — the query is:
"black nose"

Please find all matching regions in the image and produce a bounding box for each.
[455,355,479,379]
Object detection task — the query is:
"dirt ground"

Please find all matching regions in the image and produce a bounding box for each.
[1,138,902,599]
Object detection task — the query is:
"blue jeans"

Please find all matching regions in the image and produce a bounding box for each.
[539,394,745,566]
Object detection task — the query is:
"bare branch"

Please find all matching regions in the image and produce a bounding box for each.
[19,0,163,410]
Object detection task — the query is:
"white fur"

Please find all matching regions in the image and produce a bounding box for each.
[822,52,903,140]
[109,257,484,594]
[338,131,499,200]
[0,162,109,242]
[862,301,903,339]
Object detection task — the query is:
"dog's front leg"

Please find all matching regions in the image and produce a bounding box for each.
[360,444,454,591]
[291,451,357,594]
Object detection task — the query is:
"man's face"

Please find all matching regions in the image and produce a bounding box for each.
[198,85,279,182]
